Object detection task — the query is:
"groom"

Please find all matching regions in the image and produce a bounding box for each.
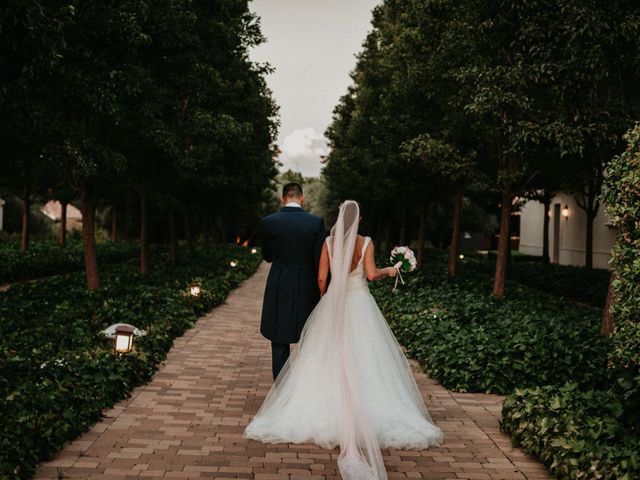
[260,182,327,380]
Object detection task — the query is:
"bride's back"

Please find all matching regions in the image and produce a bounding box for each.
[349,235,366,273]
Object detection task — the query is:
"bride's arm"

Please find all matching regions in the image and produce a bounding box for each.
[318,241,330,296]
[363,240,396,282]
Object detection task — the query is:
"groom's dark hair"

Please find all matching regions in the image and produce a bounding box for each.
[282,182,303,198]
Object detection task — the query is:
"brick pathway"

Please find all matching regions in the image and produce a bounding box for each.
[35,263,549,480]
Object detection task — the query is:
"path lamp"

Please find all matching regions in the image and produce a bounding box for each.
[230,260,238,268]
[115,325,135,354]
[190,283,201,297]
[102,323,146,354]
[251,248,257,254]
[459,254,464,260]
[562,205,570,220]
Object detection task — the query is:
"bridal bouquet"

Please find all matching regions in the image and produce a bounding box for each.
[390,246,417,291]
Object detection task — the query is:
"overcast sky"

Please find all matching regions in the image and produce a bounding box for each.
[249,0,380,177]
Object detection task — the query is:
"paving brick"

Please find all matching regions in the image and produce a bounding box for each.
[35,263,549,479]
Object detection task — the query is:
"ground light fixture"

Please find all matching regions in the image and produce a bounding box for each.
[251,248,257,254]
[115,325,135,354]
[459,254,464,259]
[230,260,238,267]
[190,283,201,297]
[102,323,146,354]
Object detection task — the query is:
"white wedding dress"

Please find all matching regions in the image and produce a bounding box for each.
[245,201,442,479]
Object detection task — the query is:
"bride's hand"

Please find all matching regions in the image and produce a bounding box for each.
[387,267,397,278]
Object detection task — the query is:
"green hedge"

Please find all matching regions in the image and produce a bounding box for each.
[370,254,609,394]
[472,254,610,309]
[507,262,610,309]
[499,125,640,480]
[602,124,640,370]
[501,374,640,479]
[0,239,140,284]
[370,251,638,478]
[0,245,261,480]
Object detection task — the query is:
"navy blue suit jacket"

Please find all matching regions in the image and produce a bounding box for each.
[260,206,326,343]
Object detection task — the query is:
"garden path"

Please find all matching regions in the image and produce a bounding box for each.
[35,263,548,480]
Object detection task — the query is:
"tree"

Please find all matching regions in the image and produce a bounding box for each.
[0,1,73,250]
[402,135,477,274]
[2,0,278,287]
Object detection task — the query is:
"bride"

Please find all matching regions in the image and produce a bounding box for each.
[244,200,443,479]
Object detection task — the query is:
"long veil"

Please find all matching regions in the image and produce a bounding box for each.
[246,200,389,479]
[326,200,387,480]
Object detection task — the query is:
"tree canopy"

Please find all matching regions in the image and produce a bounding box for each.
[0,0,278,287]
[324,0,640,296]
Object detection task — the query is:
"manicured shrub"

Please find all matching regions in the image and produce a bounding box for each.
[602,123,640,370]
[507,262,610,309]
[0,245,260,480]
[499,124,640,480]
[501,375,640,479]
[370,254,609,394]
[0,239,139,284]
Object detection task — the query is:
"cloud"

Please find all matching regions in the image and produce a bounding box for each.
[279,127,329,177]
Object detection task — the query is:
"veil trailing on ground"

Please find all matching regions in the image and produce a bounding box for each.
[326,200,387,480]
[244,199,443,477]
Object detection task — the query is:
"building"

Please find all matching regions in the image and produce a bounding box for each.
[41,200,83,232]
[519,193,616,269]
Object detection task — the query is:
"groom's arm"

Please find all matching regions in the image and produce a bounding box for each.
[260,220,273,263]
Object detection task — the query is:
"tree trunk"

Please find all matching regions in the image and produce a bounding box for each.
[81,185,99,290]
[576,185,599,270]
[169,209,177,264]
[417,203,428,269]
[542,193,551,264]
[493,185,512,298]
[448,186,463,277]
[601,272,616,336]
[111,207,118,241]
[185,207,194,252]
[585,207,595,269]
[20,188,30,252]
[140,191,149,276]
[60,200,67,246]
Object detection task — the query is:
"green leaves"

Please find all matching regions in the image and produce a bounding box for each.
[370,249,639,477]
[602,124,640,371]
[1,0,277,250]
[370,252,610,395]
[0,244,261,479]
[0,238,139,284]
[501,379,640,479]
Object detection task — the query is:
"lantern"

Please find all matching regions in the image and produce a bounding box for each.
[190,283,201,297]
[115,325,135,353]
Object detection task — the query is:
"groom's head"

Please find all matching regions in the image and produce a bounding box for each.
[282,182,304,207]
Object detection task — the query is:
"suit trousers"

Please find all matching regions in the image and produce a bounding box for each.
[271,342,291,380]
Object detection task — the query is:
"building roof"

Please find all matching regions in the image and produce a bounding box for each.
[42,200,82,221]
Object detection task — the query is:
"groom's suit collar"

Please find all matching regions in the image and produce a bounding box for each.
[280,206,306,213]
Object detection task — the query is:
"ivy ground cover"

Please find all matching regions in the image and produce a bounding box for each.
[0,245,261,479]
[0,239,140,284]
[370,252,638,479]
